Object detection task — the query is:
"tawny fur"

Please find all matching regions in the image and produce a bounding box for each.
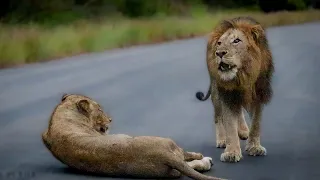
[42,94,226,180]
[195,17,274,163]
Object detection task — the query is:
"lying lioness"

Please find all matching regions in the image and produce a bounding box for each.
[42,94,225,180]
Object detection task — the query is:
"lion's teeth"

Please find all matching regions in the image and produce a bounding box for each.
[228,65,231,69]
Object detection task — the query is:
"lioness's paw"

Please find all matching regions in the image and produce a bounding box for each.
[202,157,213,166]
[245,144,267,156]
[192,152,204,160]
[216,140,226,148]
[187,157,213,172]
[220,151,242,163]
[185,152,204,161]
[198,157,213,171]
[238,129,249,140]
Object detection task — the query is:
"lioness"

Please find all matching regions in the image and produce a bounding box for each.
[195,17,274,163]
[42,94,225,180]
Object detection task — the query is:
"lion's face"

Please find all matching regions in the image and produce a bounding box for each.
[214,29,250,82]
[62,94,112,135]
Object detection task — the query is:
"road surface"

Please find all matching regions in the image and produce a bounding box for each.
[0,22,320,180]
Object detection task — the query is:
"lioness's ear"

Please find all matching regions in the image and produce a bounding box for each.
[251,24,264,43]
[76,99,92,117]
[61,94,70,101]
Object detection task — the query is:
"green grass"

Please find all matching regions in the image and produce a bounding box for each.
[1,9,320,68]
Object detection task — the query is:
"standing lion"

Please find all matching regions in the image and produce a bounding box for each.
[42,94,225,180]
[195,17,274,163]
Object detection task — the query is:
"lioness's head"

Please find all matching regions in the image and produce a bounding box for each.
[208,17,267,90]
[61,94,112,135]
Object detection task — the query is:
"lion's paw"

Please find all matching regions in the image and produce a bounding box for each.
[238,129,249,140]
[245,144,267,156]
[216,140,226,148]
[220,151,242,163]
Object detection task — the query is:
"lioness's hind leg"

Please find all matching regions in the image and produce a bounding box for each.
[167,169,181,178]
[187,157,213,172]
[245,104,267,156]
[184,151,203,161]
[238,109,249,140]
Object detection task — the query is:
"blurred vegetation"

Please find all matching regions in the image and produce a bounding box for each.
[0,0,320,68]
[1,0,319,24]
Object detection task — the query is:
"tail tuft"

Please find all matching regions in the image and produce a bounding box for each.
[196,91,206,101]
[195,85,211,102]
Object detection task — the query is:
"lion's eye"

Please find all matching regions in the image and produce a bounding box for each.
[233,38,241,43]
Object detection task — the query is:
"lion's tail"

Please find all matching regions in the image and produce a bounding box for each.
[195,84,211,101]
[166,157,226,180]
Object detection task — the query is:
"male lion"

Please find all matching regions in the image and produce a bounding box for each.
[195,17,274,163]
[42,94,225,180]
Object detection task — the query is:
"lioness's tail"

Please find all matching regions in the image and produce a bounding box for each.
[195,84,211,101]
[167,157,227,180]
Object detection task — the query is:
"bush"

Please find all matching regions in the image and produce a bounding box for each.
[1,0,206,22]
[203,0,258,8]
[115,0,161,17]
[258,0,308,12]
[310,0,320,8]
[258,0,288,12]
[287,0,307,10]
[115,0,205,18]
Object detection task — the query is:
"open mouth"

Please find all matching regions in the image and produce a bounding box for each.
[218,62,236,72]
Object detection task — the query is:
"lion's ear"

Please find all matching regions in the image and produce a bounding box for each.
[251,24,264,43]
[76,99,92,117]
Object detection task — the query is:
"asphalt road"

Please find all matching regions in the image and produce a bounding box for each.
[0,22,320,180]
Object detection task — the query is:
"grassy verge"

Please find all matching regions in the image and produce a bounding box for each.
[1,9,320,68]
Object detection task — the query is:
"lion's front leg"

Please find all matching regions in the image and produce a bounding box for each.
[220,104,243,163]
[212,89,226,148]
[215,114,226,148]
[245,103,267,156]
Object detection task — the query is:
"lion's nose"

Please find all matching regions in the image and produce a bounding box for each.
[215,51,227,58]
